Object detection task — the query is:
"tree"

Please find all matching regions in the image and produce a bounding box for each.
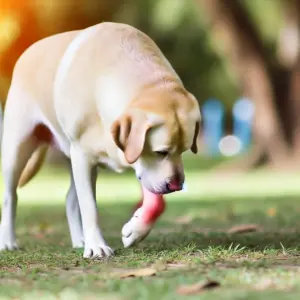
[0,0,122,164]
[0,0,121,104]
[196,0,300,170]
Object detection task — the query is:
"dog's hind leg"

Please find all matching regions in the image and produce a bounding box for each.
[0,101,38,251]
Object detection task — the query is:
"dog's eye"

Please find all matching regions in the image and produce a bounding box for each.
[155,150,169,157]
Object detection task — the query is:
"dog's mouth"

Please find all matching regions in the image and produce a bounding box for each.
[142,182,183,195]
[149,187,176,195]
[137,173,184,195]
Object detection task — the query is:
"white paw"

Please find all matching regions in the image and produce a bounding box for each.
[0,228,18,251]
[122,208,153,248]
[83,229,114,259]
[83,244,114,259]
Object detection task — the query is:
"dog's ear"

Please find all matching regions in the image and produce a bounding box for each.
[190,121,200,154]
[111,111,152,164]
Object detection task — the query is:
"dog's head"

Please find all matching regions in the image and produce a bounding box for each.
[111,89,200,195]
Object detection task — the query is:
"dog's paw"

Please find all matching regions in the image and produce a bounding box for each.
[83,244,114,259]
[121,208,153,248]
[0,241,18,251]
[0,229,18,251]
[83,228,114,259]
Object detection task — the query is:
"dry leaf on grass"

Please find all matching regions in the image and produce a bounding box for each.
[119,268,156,279]
[227,224,259,234]
[176,280,220,295]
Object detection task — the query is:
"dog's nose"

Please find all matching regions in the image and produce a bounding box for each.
[166,178,183,192]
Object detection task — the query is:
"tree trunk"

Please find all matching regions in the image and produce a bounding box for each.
[290,60,300,156]
[276,0,300,161]
[196,0,291,168]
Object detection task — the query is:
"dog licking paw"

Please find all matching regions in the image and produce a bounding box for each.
[122,208,153,248]
[122,191,165,248]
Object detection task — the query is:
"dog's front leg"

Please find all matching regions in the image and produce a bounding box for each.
[122,184,165,248]
[70,145,113,259]
[65,170,84,248]
[132,184,143,212]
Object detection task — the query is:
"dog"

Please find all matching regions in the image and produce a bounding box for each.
[0,22,200,259]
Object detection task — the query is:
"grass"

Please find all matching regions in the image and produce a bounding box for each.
[1,155,300,299]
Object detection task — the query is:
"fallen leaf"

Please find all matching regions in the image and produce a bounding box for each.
[119,268,156,279]
[267,207,277,217]
[227,224,259,234]
[176,280,220,295]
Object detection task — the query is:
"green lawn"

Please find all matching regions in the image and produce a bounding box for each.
[1,156,300,299]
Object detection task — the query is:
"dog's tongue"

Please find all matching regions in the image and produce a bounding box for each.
[140,186,165,224]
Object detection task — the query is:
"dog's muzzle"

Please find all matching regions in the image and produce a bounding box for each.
[165,177,184,193]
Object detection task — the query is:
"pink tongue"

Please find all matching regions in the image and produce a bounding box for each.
[140,186,165,224]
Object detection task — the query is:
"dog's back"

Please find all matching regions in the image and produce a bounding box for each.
[3,30,80,187]
[11,30,79,124]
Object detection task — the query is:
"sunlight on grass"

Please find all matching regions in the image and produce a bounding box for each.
[0,167,299,205]
[1,160,300,298]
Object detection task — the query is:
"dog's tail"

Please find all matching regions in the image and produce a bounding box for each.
[17,144,49,188]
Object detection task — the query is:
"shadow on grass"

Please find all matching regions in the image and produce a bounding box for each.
[11,193,300,254]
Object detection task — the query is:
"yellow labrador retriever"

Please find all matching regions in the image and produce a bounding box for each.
[0,22,200,259]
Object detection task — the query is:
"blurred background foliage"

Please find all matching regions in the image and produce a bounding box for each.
[1,0,299,169]
[0,0,284,111]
